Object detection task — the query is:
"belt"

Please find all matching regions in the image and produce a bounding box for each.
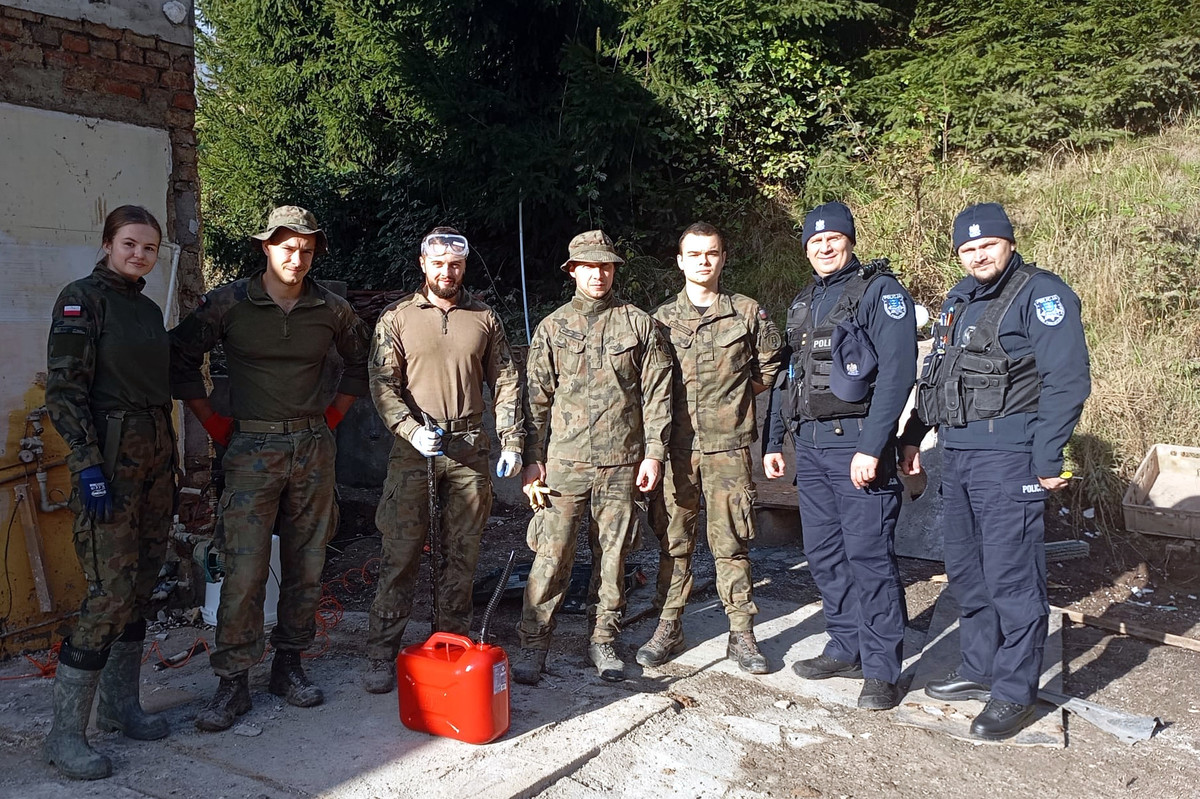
[433,413,484,434]
[236,416,325,434]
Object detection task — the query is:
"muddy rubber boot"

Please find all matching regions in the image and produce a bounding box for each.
[587,642,625,682]
[726,630,769,674]
[43,663,111,780]
[194,673,251,732]
[635,619,685,668]
[97,641,169,740]
[268,650,323,707]
[511,649,548,686]
[362,658,396,694]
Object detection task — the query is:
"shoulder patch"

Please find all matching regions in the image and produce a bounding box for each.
[62,304,83,317]
[757,307,769,321]
[1034,294,1065,327]
[881,293,907,320]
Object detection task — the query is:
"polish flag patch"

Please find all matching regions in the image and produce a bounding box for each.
[63,305,82,317]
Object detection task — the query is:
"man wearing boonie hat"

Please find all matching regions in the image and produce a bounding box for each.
[638,222,783,675]
[763,200,917,711]
[512,230,672,685]
[171,205,371,730]
[898,202,1090,741]
[362,226,524,694]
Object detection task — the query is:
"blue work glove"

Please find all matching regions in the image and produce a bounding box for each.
[495,450,522,478]
[410,425,444,457]
[78,465,113,522]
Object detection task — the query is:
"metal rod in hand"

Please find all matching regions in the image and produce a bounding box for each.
[422,413,442,633]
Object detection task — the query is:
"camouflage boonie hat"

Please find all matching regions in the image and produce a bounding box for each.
[251,205,328,254]
[560,229,625,272]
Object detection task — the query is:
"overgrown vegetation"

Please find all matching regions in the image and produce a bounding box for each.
[196,0,1200,517]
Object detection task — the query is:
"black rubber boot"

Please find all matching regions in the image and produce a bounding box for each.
[97,640,170,740]
[268,650,323,707]
[44,662,112,780]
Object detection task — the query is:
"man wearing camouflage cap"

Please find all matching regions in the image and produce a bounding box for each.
[512,230,672,684]
[362,226,524,694]
[640,222,783,674]
[171,205,371,731]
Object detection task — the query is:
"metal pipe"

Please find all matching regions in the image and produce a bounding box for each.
[518,198,532,345]
[0,458,67,488]
[35,469,69,513]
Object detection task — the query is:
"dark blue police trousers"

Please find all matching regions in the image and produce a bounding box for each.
[794,444,906,683]
[941,448,1049,705]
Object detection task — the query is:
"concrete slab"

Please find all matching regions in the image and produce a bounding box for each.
[0,614,677,799]
[627,596,928,710]
[892,589,1066,747]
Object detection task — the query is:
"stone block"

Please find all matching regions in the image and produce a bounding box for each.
[60,32,88,53]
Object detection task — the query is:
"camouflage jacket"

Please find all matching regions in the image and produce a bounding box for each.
[652,290,782,453]
[46,263,171,473]
[370,288,524,450]
[170,272,370,420]
[524,290,672,467]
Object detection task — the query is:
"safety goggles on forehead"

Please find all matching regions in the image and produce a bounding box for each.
[420,233,469,258]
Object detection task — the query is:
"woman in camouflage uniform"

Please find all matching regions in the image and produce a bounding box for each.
[43,205,175,780]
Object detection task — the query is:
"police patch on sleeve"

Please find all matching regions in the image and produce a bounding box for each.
[881,294,907,320]
[1034,294,1065,327]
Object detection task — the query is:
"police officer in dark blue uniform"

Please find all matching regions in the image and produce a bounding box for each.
[764,201,917,710]
[898,202,1090,741]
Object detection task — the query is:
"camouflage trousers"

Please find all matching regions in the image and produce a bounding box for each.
[367,430,492,660]
[518,460,638,649]
[211,423,338,677]
[69,408,175,652]
[647,448,758,630]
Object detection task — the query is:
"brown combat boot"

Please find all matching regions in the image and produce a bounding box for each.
[511,648,548,685]
[194,673,251,732]
[727,630,769,674]
[268,650,323,707]
[362,658,396,694]
[635,619,685,667]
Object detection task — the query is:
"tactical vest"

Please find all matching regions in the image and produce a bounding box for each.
[916,262,1043,428]
[782,259,890,426]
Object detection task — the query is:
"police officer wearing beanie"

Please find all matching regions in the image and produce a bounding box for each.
[764,201,917,711]
[898,202,1090,741]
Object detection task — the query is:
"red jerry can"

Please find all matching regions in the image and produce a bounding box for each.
[396,632,510,744]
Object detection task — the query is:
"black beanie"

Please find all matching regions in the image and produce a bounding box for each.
[802,201,856,249]
[953,203,1015,251]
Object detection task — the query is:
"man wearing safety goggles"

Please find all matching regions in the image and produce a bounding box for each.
[362,226,525,694]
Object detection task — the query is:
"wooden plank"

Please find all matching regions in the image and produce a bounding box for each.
[1055,606,1200,654]
[13,484,53,612]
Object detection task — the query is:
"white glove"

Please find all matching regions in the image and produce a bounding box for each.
[495,450,522,478]
[410,426,443,457]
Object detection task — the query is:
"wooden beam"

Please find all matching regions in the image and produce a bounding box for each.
[1054,606,1200,654]
[13,484,53,612]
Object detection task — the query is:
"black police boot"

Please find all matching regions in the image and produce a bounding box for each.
[970,699,1036,741]
[857,679,901,711]
[268,650,323,708]
[792,653,862,680]
[924,669,992,702]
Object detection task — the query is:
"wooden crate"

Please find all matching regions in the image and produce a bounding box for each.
[1122,444,1200,539]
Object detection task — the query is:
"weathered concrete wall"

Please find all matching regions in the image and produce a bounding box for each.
[0,1,200,657]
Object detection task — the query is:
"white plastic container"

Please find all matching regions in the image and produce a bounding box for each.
[201,534,281,628]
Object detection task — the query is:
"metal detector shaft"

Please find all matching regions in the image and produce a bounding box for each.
[422,413,442,633]
[479,551,517,643]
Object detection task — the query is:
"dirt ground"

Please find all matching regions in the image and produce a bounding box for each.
[314,483,1200,797]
